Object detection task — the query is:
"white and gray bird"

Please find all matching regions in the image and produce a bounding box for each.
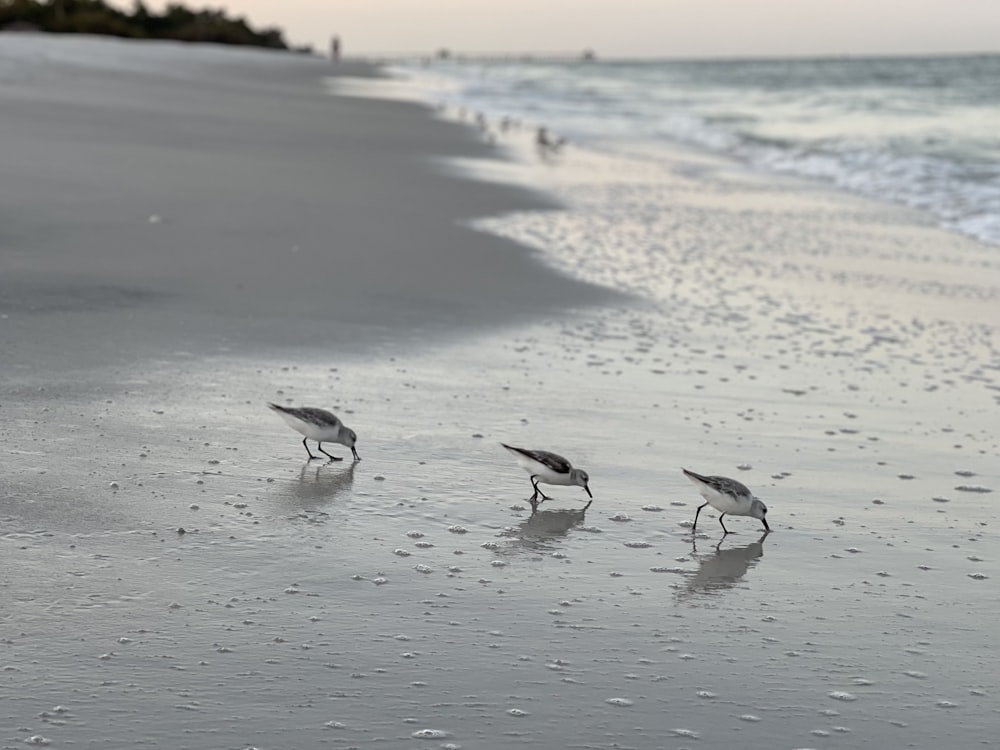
[502,443,592,510]
[268,403,360,462]
[682,468,769,534]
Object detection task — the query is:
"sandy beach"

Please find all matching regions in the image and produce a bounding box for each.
[2,36,999,750]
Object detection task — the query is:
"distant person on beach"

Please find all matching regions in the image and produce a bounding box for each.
[331,35,341,62]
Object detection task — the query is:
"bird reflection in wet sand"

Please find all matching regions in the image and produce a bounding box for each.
[675,532,769,601]
[499,507,589,554]
[291,460,357,504]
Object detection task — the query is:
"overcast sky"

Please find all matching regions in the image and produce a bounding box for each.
[147,0,1000,58]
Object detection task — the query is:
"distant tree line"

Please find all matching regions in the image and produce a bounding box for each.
[0,0,290,49]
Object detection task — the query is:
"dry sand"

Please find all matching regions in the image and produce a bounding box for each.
[2,37,999,749]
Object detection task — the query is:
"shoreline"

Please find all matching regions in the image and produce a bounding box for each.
[395,54,1000,251]
[0,34,624,368]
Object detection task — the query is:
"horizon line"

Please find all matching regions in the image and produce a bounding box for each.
[347,48,1000,64]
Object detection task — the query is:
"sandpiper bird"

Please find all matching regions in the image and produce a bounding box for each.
[683,468,769,534]
[501,443,592,510]
[268,403,360,461]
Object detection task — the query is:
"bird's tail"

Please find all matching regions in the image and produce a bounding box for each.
[682,468,709,483]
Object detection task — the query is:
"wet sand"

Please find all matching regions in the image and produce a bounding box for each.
[3,37,1000,749]
[0,35,616,370]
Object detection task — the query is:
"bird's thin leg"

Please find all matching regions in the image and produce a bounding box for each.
[692,502,708,532]
[531,476,552,501]
[303,437,320,460]
[582,498,593,512]
[719,514,730,535]
[317,443,343,462]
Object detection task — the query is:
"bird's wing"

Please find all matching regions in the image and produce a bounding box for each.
[683,469,751,499]
[271,405,340,427]
[522,448,572,473]
[708,475,751,498]
[294,407,341,427]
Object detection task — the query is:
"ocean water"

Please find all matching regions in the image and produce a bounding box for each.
[394,55,1000,247]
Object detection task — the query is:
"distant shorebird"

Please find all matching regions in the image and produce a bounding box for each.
[682,468,769,534]
[535,126,566,155]
[502,443,592,510]
[268,403,360,461]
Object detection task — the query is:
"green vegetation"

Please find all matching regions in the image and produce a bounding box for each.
[0,0,288,49]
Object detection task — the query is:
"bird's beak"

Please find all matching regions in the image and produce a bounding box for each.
[584,484,593,498]
[761,517,771,532]
[351,446,361,461]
